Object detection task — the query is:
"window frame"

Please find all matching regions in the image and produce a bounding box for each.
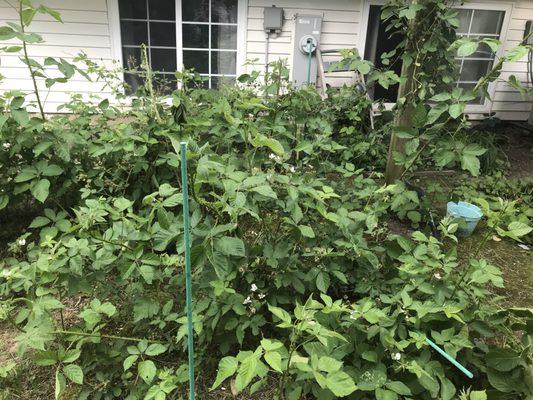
[108,0,248,89]
[358,0,513,114]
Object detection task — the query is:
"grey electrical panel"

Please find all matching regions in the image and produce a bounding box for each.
[291,14,322,87]
[525,20,533,45]
[264,6,284,32]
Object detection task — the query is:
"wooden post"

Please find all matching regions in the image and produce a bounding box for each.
[385,0,419,184]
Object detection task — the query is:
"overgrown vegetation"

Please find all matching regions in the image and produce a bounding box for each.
[0,1,532,400]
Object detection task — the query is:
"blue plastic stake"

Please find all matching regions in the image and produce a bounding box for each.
[425,337,474,379]
[180,142,195,400]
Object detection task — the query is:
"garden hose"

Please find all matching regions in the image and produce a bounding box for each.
[180,142,196,400]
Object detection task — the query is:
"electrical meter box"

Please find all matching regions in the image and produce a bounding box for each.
[291,14,323,87]
[525,20,533,45]
[264,6,284,32]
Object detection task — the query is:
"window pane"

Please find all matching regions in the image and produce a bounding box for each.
[470,10,504,35]
[122,47,142,69]
[119,0,147,19]
[151,48,177,72]
[150,22,176,46]
[182,24,209,48]
[212,0,238,23]
[182,0,209,22]
[460,59,492,82]
[456,9,472,34]
[211,25,237,49]
[183,50,209,73]
[149,0,175,20]
[211,51,236,74]
[121,21,148,46]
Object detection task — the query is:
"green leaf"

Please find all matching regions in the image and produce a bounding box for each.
[41,164,63,177]
[457,40,479,57]
[15,168,37,182]
[251,185,277,199]
[325,371,357,397]
[385,381,411,395]
[138,360,157,384]
[12,108,30,126]
[375,388,398,400]
[123,355,138,370]
[264,351,282,372]
[63,364,83,384]
[145,343,167,356]
[31,179,50,203]
[486,348,521,372]
[299,225,315,238]
[211,356,238,390]
[470,391,487,400]
[0,26,17,41]
[430,93,452,102]
[55,369,65,400]
[316,271,330,293]
[113,197,133,211]
[268,304,291,325]
[461,154,481,176]
[318,356,342,373]
[448,103,464,119]
[215,236,245,257]
[235,352,260,392]
[29,216,50,228]
[505,221,532,239]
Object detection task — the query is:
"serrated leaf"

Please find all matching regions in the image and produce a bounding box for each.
[211,356,238,389]
[123,355,138,370]
[145,343,167,356]
[138,360,157,384]
[264,351,282,372]
[486,348,521,371]
[299,225,315,238]
[215,236,245,257]
[251,185,277,199]
[63,364,83,384]
[325,370,356,397]
[31,179,50,203]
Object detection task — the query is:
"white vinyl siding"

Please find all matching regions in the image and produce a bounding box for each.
[0,0,116,113]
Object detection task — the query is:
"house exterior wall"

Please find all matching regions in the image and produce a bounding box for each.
[0,0,116,112]
[0,0,531,120]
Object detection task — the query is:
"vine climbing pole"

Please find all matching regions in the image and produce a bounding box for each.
[385,0,419,184]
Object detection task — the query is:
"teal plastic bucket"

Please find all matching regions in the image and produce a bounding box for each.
[447,201,483,237]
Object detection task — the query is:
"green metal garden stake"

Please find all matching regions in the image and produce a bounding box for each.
[425,337,474,379]
[180,142,195,400]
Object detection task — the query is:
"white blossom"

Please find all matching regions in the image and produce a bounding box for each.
[289,165,296,173]
[349,310,358,320]
[268,153,276,160]
[433,272,442,280]
[18,238,26,246]
[243,296,252,305]
[2,142,11,149]
[250,283,258,292]
[258,293,266,299]
[391,352,401,361]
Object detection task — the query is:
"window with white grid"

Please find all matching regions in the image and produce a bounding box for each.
[455,8,505,104]
[181,0,238,88]
[117,0,239,91]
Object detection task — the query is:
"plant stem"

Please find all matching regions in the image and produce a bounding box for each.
[55,330,162,344]
[19,1,45,120]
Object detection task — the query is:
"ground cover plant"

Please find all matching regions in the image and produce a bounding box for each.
[0,1,532,399]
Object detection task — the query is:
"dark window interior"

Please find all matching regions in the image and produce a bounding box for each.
[364,5,403,102]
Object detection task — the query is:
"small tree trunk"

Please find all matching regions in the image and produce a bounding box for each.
[385,0,419,184]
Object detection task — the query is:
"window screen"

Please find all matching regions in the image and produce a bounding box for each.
[119,0,177,92]
[181,0,238,88]
[455,9,505,104]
